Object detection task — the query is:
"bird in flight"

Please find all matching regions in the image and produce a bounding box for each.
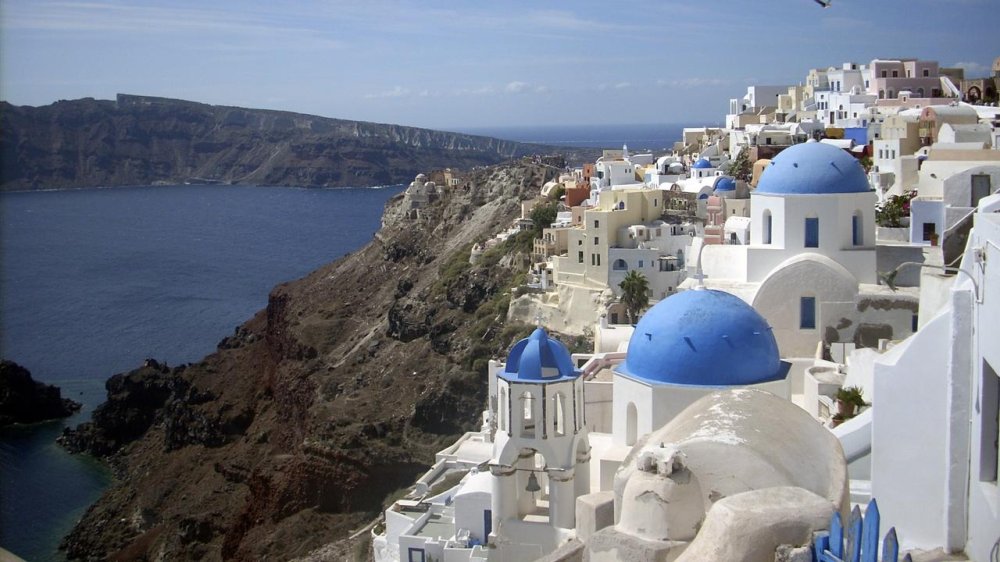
[814,0,831,7]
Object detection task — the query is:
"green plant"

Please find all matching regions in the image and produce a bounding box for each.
[619,270,650,325]
[550,184,566,202]
[875,190,917,227]
[530,201,558,235]
[725,148,753,183]
[835,385,865,408]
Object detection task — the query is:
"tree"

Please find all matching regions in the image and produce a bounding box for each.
[619,270,650,325]
[549,184,566,202]
[530,201,558,235]
[725,148,753,183]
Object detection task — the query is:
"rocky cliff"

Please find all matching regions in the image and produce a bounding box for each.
[58,158,576,561]
[0,94,590,191]
[0,360,81,426]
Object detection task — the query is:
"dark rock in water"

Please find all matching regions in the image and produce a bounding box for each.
[0,360,81,426]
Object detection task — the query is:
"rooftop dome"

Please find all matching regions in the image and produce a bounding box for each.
[693,158,713,169]
[714,177,736,192]
[499,328,580,383]
[618,290,788,386]
[755,142,870,195]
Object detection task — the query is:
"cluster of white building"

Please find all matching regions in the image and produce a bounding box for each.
[377,56,1000,562]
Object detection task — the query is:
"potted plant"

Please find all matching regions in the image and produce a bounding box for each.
[835,386,865,418]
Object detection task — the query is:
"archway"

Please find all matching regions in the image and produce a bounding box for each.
[626,402,638,446]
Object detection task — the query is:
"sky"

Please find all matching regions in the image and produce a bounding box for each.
[1,0,997,131]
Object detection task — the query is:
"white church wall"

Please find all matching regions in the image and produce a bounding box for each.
[966,212,1000,561]
[584,380,613,434]
[872,311,951,551]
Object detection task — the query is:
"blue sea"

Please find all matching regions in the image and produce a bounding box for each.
[0,124,688,561]
[458,123,697,152]
[0,184,404,561]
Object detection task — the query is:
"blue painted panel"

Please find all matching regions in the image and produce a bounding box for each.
[484,509,492,539]
[805,217,819,247]
[800,297,816,330]
[883,527,899,562]
[846,505,863,562]
[861,499,881,562]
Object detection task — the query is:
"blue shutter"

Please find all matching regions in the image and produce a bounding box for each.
[805,218,819,248]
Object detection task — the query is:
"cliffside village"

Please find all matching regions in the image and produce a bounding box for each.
[374,57,1000,562]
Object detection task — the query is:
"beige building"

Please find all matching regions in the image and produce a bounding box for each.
[552,189,669,291]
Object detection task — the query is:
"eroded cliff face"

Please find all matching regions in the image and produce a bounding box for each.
[0,94,583,191]
[59,159,562,561]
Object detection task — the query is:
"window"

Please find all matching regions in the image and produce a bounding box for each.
[594,237,599,245]
[591,254,595,266]
[852,212,863,246]
[911,314,918,333]
[923,69,930,77]
[578,251,584,263]
[892,70,898,77]
[638,260,644,268]
[626,402,638,446]
[805,217,819,248]
[554,393,566,436]
[980,361,999,482]
[594,220,599,228]
[763,210,773,244]
[612,259,627,271]
[520,391,535,439]
[881,70,887,78]
[596,254,601,266]
[800,297,816,329]
[499,387,507,431]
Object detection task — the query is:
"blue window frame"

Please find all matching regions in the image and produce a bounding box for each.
[805,218,819,248]
[800,297,816,329]
[852,214,862,246]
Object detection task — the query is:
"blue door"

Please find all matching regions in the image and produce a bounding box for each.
[484,509,492,539]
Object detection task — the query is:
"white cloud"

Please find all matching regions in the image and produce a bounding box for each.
[952,61,989,76]
[504,81,528,94]
[659,77,731,89]
[614,82,631,90]
[454,86,496,97]
[364,86,410,99]
[534,85,550,94]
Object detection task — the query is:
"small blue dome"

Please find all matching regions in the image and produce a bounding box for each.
[618,290,788,386]
[755,142,870,195]
[693,158,713,169]
[500,328,580,383]
[715,177,736,192]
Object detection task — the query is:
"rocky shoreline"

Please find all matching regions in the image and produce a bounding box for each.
[0,360,81,427]
[55,157,565,560]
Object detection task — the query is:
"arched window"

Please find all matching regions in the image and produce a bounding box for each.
[554,393,566,436]
[612,259,628,271]
[626,402,638,446]
[916,87,924,98]
[763,210,773,244]
[499,387,507,432]
[520,391,535,438]
[852,210,864,246]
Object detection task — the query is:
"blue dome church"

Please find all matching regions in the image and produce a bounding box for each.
[680,141,918,359]
[611,289,790,447]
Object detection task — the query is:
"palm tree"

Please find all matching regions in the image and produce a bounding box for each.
[619,270,650,325]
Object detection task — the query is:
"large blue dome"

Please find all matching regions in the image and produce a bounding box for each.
[692,158,713,169]
[755,142,870,195]
[499,328,580,383]
[618,290,788,386]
